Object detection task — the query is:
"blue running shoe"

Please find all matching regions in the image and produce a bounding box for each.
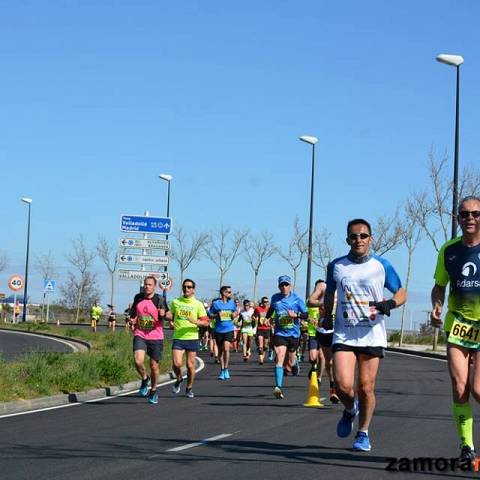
[139,377,150,397]
[337,400,358,438]
[218,369,226,380]
[148,390,158,404]
[224,369,230,380]
[352,431,371,451]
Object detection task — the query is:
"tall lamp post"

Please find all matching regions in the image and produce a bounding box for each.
[21,197,32,322]
[159,174,173,286]
[299,136,318,299]
[436,53,464,239]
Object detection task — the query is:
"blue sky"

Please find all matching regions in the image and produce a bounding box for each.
[1,0,479,328]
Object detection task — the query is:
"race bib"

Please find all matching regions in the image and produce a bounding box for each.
[279,316,294,328]
[219,311,232,322]
[138,315,155,331]
[448,315,480,349]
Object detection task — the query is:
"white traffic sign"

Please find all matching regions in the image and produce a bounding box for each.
[119,238,170,250]
[118,270,169,282]
[44,279,57,292]
[118,254,169,266]
[8,275,24,292]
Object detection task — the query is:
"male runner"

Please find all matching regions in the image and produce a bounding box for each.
[239,299,255,361]
[323,219,406,451]
[128,276,167,404]
[267,275,308,399]
[209,286,239,380]
[90,300,102,333]
[308,279,339,403]
[431,196,480,461]
[168,279,209,398]
[254,297,271,365]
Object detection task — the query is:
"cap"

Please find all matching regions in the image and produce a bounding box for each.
[278,275,292,285]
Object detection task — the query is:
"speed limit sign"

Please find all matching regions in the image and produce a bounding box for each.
[8,274,24,292]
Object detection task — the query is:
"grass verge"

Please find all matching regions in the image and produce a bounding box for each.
[0,323,172,403]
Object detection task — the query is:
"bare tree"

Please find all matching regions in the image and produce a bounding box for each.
[59,271,101,315]
[0,251,8,273]
[243,232,276,302]
[398,213,422,346]
[63,236,97,323]
[171,226,209,287]
[370,212,403,256]
[408,149,480,252]
[312,228,335,279]
[35,251,57,321]
[203,226,248,289]
[277,217,307,290]
[97,235,118,307]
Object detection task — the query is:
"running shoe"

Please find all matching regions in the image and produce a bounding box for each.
[243,355,248,362]
[292,360,300,376]
[218,370,226,380]
[268,350,274,361]
[352,431,371,451]
[172,377,183,394]
[459,445,476,462]
[330,388,340,404]
[185,388,194,398]
[148,389,158,404]
[214,357,220,364]
[139,377,150,397]
[337,400,359,438]
[273,386,284,399]
[308,366,315,379]
[224,369,230,380]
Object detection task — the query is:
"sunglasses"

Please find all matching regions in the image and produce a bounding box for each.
[348,233,370,240]
[183,285,195,289]
[279,283,290,288]
[459,210,480,219]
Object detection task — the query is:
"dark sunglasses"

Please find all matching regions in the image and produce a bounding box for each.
[279,283,290,288]
[459,210,480,219]
[348,233,370,240]
[183,285,195,289]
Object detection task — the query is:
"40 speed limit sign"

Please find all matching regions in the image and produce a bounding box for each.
[8,274,24,292]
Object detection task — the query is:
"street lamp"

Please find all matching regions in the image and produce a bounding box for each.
[436,53,464,239]
[299,136,318,299]
[21,197,32,322]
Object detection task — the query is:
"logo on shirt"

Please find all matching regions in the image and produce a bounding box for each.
[461,262,477,277]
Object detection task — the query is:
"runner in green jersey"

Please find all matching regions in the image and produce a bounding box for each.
[167,279,209,398]
[431,196,480,462]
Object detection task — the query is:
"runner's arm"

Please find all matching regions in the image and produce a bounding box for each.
[322,290,335,330]
[430,284,446,327]
[307,282,326,307]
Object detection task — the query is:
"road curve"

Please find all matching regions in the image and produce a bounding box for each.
[0,350,460,480]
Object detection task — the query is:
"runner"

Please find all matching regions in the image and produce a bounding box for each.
[266,275,308,399]
[90,300,102,333]
[239,299,256,361]
[128,276,168,404]
[323,218,406,451]
[167,279,209,398]
[308,279,339,404]
[254,297,271,365]
[431,196,480,461]
[107,304,116,332]
[209,286,239,380]
[233,298,241,352]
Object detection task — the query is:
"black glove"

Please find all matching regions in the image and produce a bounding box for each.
[369,299,396,317]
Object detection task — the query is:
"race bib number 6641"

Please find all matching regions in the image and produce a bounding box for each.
[448,316,480,349]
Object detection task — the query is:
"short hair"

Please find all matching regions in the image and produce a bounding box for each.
[459,195,480,210]
[144,275,157,285]
[261,296,269,303]
[183,278,196,288]
[347,218,372,235]
[220,285,231,294]
[315,279,325,286]
[243,299,250,305]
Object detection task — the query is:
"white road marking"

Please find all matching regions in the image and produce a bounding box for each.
[0,357,205,419]
[389,350,446,362]
[165,433,233,453]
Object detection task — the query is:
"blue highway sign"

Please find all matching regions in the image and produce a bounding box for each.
[120,215,173,235]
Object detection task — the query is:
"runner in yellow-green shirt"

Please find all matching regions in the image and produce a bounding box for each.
[90,301,103,333]
[167,278,209,398]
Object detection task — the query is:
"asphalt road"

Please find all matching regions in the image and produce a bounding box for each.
[0,329,74,361]
[0,350,470,479]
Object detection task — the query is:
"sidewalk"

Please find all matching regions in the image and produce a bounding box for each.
[387,343,447,359]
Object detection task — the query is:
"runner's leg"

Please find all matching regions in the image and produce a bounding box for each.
[356,353,380,431]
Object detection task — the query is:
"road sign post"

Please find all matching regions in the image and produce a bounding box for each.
[43,280,56,324]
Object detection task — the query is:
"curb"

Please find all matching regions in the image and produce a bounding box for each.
[387,346,447,360]
[0,327,91,352]
[0,367,190,416]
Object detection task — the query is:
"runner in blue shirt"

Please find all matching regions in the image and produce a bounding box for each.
[267,275,308,399]
[209,285,239,380]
